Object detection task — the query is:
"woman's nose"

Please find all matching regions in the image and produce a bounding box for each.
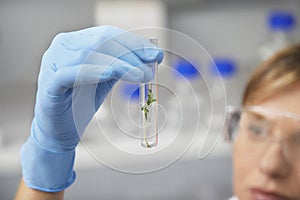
[259,140,290,179]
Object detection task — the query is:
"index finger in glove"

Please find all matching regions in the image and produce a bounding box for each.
[47,57,147,95]
[49,26,163,66]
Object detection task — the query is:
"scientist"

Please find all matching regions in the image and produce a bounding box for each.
[14,26,300,200]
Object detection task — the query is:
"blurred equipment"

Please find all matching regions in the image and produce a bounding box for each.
[170,58,201,132]
[210,58,238,105]
[207,58,238,130]
[259,10,296,60]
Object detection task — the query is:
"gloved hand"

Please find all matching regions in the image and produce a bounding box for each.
[20,26,163,192]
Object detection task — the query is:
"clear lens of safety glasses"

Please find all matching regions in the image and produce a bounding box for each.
[224,106,300,162]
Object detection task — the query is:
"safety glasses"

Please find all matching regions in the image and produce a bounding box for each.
[224,106,300,162]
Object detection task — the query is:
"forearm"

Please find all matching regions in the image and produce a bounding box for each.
[15,178,64,200]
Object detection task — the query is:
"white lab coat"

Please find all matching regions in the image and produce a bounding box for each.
[228,196,238,200]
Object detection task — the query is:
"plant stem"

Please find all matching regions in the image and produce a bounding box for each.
[141,87,156,147]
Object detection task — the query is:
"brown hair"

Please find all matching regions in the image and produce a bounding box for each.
[243,44,300,105]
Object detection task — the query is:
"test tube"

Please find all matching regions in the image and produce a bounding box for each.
[140,38,159,148]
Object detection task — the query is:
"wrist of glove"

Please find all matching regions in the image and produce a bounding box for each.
[20,118,76,192]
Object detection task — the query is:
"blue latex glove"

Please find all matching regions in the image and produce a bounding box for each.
[20,26,163,192]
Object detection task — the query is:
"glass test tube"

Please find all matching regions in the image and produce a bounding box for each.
[140,38,159,148]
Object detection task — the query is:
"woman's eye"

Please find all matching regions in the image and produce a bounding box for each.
[293,132,300,145]
[247,123,265,136]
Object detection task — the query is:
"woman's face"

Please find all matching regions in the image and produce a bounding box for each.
[233,83,300,200]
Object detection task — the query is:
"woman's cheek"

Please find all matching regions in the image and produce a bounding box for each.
[232,139,255,199]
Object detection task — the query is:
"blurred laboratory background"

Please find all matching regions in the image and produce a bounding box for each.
[0,0,300,199]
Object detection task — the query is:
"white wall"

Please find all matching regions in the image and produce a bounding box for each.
[0,0,95,86]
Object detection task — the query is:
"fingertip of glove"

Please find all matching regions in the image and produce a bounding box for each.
[157,49,164,64]
[118,64,145,82]
[141,43,164,64]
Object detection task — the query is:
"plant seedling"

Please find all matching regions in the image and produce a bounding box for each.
[141,88,156,121]
[141,88,156,148]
